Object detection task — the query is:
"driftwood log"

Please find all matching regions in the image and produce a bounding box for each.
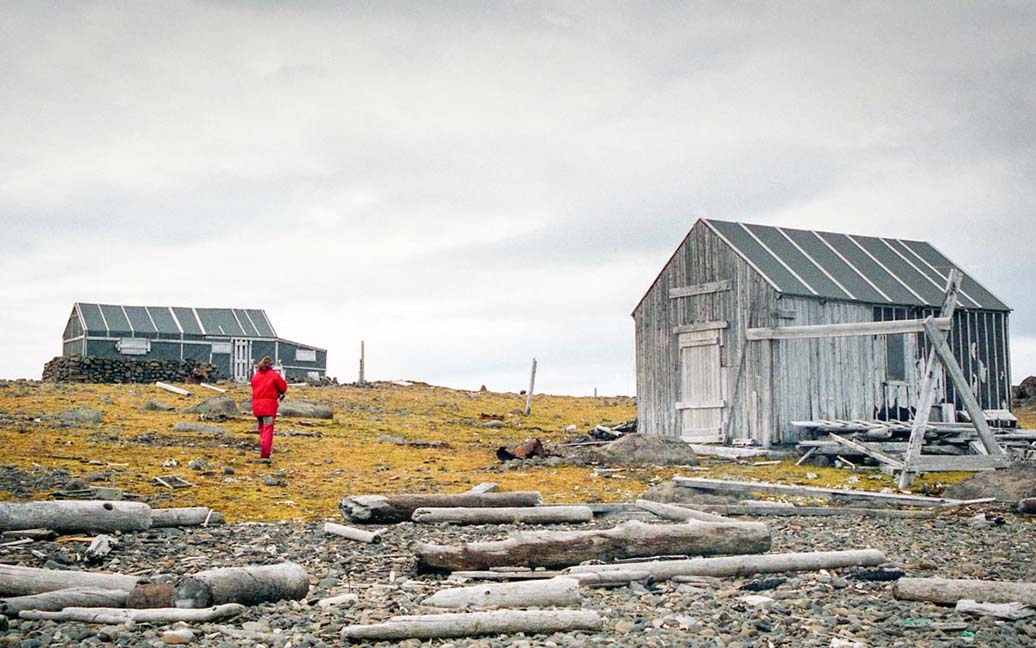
[0,564,140,597]
[895,578,1036,606]
[634,499,732,523]
[421,577,581,609]
[1,587,129,616]
[340,492,542,524]
[0,501,152,533]
[412,506,593,525]
[413,520,770,572]
[956,599,1036,620]
[172,562,309,608]
[324,522,385,543]
[565,549,887,582]
[341,609,603,641]
[151,507,224,527]
[20,603,245,625]
[127,583,175,608]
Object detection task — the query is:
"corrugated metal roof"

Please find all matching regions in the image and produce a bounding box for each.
[701,219,1009,311]
[73,304,279,337]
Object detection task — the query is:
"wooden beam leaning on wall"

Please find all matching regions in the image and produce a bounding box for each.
[745,317,952,341]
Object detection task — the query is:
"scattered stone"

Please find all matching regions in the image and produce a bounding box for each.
[183,397,240,416]
[187,458,209,471]
[55,408,103,425]
[576,433,699,467]
[944,463,1036,501]
[172,422,226,434]
[274,401,334,419]
[143,400,176,412]
[161,629,194,645]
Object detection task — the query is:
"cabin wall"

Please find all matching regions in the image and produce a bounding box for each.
[772,298,888,442]
[634,224,777,441]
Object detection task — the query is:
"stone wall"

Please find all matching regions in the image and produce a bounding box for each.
[42,356,220,384]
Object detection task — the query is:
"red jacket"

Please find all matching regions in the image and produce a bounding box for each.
[251,366,287,417]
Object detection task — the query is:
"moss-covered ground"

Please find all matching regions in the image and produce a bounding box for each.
[0,380,1003,522]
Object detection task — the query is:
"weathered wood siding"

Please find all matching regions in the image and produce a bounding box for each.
[771,298,889,442]
[634,223,777,441]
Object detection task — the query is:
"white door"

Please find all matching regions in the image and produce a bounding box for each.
[232,339,253,383]
[677,327,725,443]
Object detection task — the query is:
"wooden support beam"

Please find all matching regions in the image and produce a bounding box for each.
[922,317,1007,463]
[745,317,951,341]
[669,280,731,299]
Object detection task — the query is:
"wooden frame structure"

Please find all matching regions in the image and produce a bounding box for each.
[744,270,1006,484]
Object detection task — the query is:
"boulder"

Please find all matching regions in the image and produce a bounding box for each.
[143,400,176,412]
[55,408,103,425]
[276,401,334,419]
[172,422,226,435]
[1013,376,1036,403]
[580,433,699,467]
[184,397,240,416]
[943,464,1036,501]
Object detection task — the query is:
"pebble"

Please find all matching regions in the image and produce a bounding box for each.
[161,629,194,644]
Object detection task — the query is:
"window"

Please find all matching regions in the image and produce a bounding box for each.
[296,348,317,362]
[116,338,150,355]
[211,342,232,354]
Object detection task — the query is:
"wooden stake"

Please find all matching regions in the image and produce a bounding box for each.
[524,358,537,415]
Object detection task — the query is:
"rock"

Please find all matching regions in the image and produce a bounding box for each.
[172,422,226,434]
[943,463,1036,501]
[143,400,176,412]
[223,466,235,475]
[161,629,194,644]
[55,408,103,425]
[264,475,286,487]
[1014,376,1036,403]
[183,397,240,416]
[639,480,745,505]
[564,425,577,433]
[578,434,698,467]
[482,420,504,429]
[187,459,209,471]
[276,401,334,419]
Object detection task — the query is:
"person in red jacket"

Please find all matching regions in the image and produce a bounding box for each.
[251,356,287,460]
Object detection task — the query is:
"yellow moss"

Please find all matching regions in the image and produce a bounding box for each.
[0,381,983,520]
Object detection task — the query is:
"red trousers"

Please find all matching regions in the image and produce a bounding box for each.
[257,416,276,459]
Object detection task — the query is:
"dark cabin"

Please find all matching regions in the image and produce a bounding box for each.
[62,303,327,382]
[632,219,1011,446]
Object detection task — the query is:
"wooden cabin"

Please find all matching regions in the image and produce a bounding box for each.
[632,219,1011,446]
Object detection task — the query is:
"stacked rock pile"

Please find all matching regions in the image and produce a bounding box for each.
[42,356,219,384]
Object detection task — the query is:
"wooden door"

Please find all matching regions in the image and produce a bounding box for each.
[232,338,253,383]
[677,327,725,442]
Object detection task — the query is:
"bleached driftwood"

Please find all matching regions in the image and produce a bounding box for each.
[1,529,57,541]
[341,609,603,641]
[421,577,581,609]
[151,507,225,527]
[413,520,770,572]
[412,506,593,525]
[464,482,499,494]
[672,477,960,507]
[155,382,191,396]
[448,570,564,582]
[324,522,385,543]
[1,587,129,616]
[317,592,359,608]
[895,578,1036,607]
[956,599,1035,620]
[565,549,886,582]
[0,564,140,597]
[20,603,245,625]
[0,501,152,533]
[567,570,653,586]
[172,562,309,608]
[692,504,934,519]
[634,499,733,523]
[340,492,542,524]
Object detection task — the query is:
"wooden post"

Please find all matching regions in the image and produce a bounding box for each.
[358,341,365,385]
[524,358,537,415]
[899,270,961,488]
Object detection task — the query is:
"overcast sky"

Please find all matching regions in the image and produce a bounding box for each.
[1,1,1034,396]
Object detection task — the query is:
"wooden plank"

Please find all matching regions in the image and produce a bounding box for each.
[675,401,726,411]
[693,504,935,519]
[922,317,1007,463]
[828,434,905,470]
[672,321,728,334]
[914,455,1002,472]
[672,476,961,507]
[678,336,720,349]
[669,280,731,299]
[745,317,951,341]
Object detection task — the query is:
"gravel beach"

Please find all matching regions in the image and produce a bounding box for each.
[3,506,1036,647]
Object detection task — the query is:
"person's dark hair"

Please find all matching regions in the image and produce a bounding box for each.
[258,356,273,370]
